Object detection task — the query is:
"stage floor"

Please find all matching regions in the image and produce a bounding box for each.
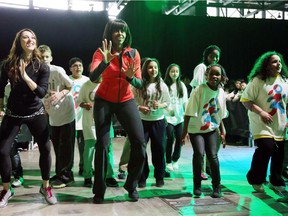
[2,137,288,216]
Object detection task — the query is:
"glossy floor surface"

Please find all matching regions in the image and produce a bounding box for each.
[2,137,288,216]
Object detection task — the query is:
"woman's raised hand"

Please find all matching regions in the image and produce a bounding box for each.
[123,60,139,79]
[100,39,116,63]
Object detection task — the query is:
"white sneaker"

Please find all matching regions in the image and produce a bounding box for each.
[12,177,24,188]
[252,184,265,193]
[269,183,286,192]
[39,186,57,205]
[172,161,179,170]
[0,187,15,208]
[166,163,174,172]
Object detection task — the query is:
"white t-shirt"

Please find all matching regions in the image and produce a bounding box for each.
[133,80,171,121]
[241,75,288,140]
[185,83,228,134]
[76,80,99,140]
[165,82,188,126]
[43,64,75,126]
[190,63,207,88]
[69,75,89,130]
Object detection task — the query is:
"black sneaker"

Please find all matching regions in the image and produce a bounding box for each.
[117,171,126,180]
[106,178,119,187]
[61,172,75,186]
[124,185,139,202]
[51,179,66,189]
[156,179,164,187]
[211,185,222,198]
[193,187,202,197]
[128,190,139,201]
[93,195,104,204]
[49,175,58,183]
[84,178,92,188]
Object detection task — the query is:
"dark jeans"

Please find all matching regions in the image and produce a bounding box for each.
[189,130,220,188]
[140,119,166,182]
[166,122,183,164]
[247,138,285,186]
[50,120,76,178]
[10,139,23,179]
[93,98,146,198]
[0,114,51,182]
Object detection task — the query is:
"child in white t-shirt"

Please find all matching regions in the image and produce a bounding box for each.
[182,63,228,198]
[133,58,171,188]
[76,77,118,188]
[240,51,288,193]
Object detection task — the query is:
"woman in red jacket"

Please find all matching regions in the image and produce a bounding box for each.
[90,19,146,203]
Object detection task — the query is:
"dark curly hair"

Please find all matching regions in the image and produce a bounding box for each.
[248,51,288,81]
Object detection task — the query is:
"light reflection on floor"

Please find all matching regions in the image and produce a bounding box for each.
[1,137,288,216]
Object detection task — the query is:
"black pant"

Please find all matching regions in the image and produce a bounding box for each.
[93,98,146,198]
[76,130,84,172]
[50,120,75,178]
[247,138,285,186]
[166,122,183,164]
[189,130,220,188]
[140,119,166,181]
[0,114,51,182]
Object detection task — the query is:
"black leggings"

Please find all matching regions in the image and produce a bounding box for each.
[0,114,51,182]
[166,122,183,164]
[189,130,220,187]
[93,97,146,198]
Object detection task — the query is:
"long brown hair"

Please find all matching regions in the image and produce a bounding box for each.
[4,28,42,83]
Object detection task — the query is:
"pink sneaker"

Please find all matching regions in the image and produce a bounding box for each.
[201,173,208,180]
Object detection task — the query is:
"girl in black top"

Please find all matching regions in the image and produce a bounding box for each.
[0,28,57,207]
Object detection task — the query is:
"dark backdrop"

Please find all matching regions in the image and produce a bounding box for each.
[0,8,108,76]
[120,2,288,81]
[0,2,288,81]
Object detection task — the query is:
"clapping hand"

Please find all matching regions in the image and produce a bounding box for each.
[19,59,29,81]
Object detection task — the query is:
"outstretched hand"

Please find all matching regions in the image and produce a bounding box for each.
[122,59,139,79]
[99,39,116,63]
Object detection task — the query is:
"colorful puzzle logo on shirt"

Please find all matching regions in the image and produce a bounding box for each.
[72,84,81,109]
[200,97,219,130]
[267,84,286,115]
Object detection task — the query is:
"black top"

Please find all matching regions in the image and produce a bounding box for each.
[0,59,49,116]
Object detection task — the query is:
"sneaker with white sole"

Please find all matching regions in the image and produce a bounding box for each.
[252,184,265,193]
[0,187,15,208]
[172,161,179,170]
[166,163,174,172]
[268,183,286,192]
[12,177,24,188]
[39,186,57,205]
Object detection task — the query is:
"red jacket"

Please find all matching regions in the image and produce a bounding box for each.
[90,47,141,103]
